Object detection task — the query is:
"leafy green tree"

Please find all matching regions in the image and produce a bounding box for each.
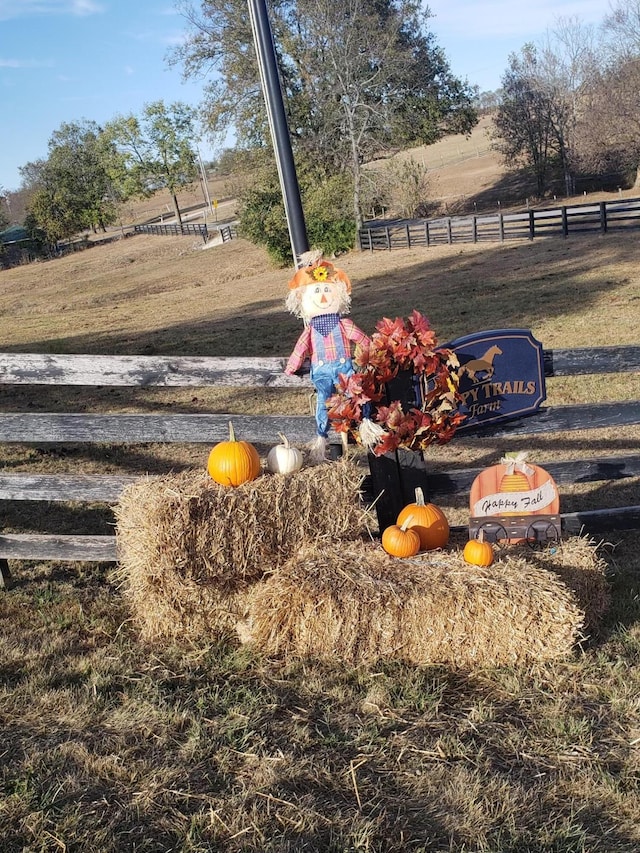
[174,0,476,231]
[104,101,199,227]
[48,121,120,231]
[27,184,81,244]
[20,121,120,243]
[239,153,355,264]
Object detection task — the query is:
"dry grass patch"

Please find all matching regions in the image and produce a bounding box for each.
[1,229,638,356]
[0,161,639,851]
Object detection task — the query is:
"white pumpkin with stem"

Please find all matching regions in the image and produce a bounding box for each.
[267,433,304,475]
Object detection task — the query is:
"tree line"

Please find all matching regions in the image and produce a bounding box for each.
[2,101,201,254]
[1,0,639,266]
[493,2,640,198]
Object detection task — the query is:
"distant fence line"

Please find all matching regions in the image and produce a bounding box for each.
[134,222,209,242]
[358,196,640,251]
[133,222,238,244]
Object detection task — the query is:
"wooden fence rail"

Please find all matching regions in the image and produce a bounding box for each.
[359,197,640,250]
[0,344,638,578]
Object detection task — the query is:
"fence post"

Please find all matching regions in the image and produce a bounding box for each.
[447,218,452,244]
[472,215,477,243]
[562,207,568,237]
[385,227,391,250]
[528,210,535,240]
[600,202,608,233]
[405,223,411,248]
[425,221,430,247]
[499,213,504,241]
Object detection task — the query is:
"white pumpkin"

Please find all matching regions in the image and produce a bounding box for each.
[267,433,304,474]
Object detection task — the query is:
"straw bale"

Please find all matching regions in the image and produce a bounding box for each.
[114,460,367,640]
[516,535,610,631]
[242,538,607,668]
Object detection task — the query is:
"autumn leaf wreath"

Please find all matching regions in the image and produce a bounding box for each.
[326,310,466,456]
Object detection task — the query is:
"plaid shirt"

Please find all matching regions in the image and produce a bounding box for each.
[285,318,369,374]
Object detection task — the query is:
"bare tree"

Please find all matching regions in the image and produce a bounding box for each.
[538,17,599,195]
[603,0,640,60]
[493,18,605,197]
[576,57,640,186]
[567,1,640,186]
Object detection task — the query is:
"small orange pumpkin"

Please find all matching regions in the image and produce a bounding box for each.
[396,488,449,550]
[463,533,494,567]
[382,516,421,558]
[207,421,261,487]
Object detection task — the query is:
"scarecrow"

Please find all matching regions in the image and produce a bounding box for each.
[284,251,370,461]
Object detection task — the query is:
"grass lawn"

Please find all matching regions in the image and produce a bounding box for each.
[0,228,639,852]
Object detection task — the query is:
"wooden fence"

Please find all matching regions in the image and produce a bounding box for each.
[359,196,640,250]
[0,342,638,586]
[134,222,209,241]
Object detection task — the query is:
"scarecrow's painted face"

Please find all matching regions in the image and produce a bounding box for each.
[300,280,343,318]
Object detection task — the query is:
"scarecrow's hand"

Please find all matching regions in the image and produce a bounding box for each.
[284,355,311,376]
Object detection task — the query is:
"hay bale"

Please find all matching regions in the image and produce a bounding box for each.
[518,535,611,632]
[242,538,607,668]
[114,460,367,641]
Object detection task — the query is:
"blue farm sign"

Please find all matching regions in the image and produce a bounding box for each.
[445,329,546,430]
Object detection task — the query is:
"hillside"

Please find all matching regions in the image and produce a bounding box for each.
[133,116,508,225]
[129,114,637,231]
[382,115,638,217]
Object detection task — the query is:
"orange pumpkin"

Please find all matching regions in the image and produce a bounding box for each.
[396,488,449,550]
[463,536,495,567]
[207,421,261,487]
[382,516,421,558]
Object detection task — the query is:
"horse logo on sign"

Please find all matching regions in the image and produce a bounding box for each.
[444,329,546,430]
[457,344,503,381]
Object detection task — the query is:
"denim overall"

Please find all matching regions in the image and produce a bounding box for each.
[309,320,354,438]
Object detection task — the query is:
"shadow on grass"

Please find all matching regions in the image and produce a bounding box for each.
[464,167,540,212]
[1,233,637,358]
[2,628,639,851]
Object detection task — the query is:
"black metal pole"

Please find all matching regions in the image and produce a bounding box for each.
[247,0,309,263]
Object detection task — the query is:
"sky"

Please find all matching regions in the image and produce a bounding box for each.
[0,0,610,192]
[427,0,607,93]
